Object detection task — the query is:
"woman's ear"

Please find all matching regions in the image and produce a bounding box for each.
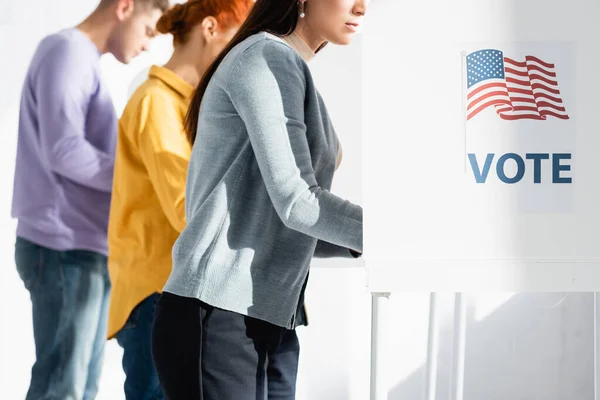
[201,16,219,42]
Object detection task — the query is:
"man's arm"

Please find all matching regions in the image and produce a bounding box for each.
[36,40,115,192]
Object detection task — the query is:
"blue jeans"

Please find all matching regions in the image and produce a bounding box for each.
[115,293,164,400]
[15,237,111,400]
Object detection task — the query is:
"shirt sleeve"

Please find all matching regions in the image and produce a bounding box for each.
[227,42,363,253]
[36,40,115,192]
[137,93,190,233]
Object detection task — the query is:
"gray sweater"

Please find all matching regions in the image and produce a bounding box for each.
[164,32,363,329]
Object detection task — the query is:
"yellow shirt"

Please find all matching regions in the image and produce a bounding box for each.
[107,65,193,338]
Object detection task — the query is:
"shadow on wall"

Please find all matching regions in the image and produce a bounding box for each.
[389,293,594,400]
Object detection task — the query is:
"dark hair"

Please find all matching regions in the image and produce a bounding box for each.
[156,0,253,45]
[185,0,300,144]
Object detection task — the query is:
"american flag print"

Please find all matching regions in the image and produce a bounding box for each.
[466,49,569,121]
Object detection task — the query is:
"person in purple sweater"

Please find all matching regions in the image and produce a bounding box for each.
[11,1,169,399]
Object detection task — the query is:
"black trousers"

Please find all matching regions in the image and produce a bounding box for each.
[151,292,300,400]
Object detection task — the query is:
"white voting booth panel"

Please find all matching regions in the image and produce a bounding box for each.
[363,2,600,400]
[363,0,600,293]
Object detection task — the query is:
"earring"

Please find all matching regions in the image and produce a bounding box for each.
[299,0,306,18]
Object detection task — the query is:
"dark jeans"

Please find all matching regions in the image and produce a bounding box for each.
[115,293,164,400]
[151,292,300,400]
[14,237,111,400]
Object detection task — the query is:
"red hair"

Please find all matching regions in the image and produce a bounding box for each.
[156,0,253,44]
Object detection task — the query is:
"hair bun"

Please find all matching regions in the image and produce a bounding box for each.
[156,3,189,35]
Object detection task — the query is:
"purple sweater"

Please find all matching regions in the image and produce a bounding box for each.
[11,28,117,255]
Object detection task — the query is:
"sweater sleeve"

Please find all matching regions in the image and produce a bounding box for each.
[36,40,114,192]
[314,240,358,258]
[227,42,363,253]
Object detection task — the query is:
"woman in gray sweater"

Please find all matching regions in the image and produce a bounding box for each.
[152,0,367,398]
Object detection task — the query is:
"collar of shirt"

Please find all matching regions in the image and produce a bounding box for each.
[148,65,195,98]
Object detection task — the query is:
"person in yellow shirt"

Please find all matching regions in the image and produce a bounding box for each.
[106,1,253,398]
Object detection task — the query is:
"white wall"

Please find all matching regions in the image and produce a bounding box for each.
[0,2,595,400]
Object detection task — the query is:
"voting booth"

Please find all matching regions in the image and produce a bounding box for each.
[363,0,600,293]
[362,1,600,399]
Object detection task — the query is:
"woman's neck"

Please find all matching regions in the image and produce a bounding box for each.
[292,20,327,53]
[283,31,316,62]
[163,45,205,88]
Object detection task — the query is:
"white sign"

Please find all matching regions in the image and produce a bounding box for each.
[363,0,600,291]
